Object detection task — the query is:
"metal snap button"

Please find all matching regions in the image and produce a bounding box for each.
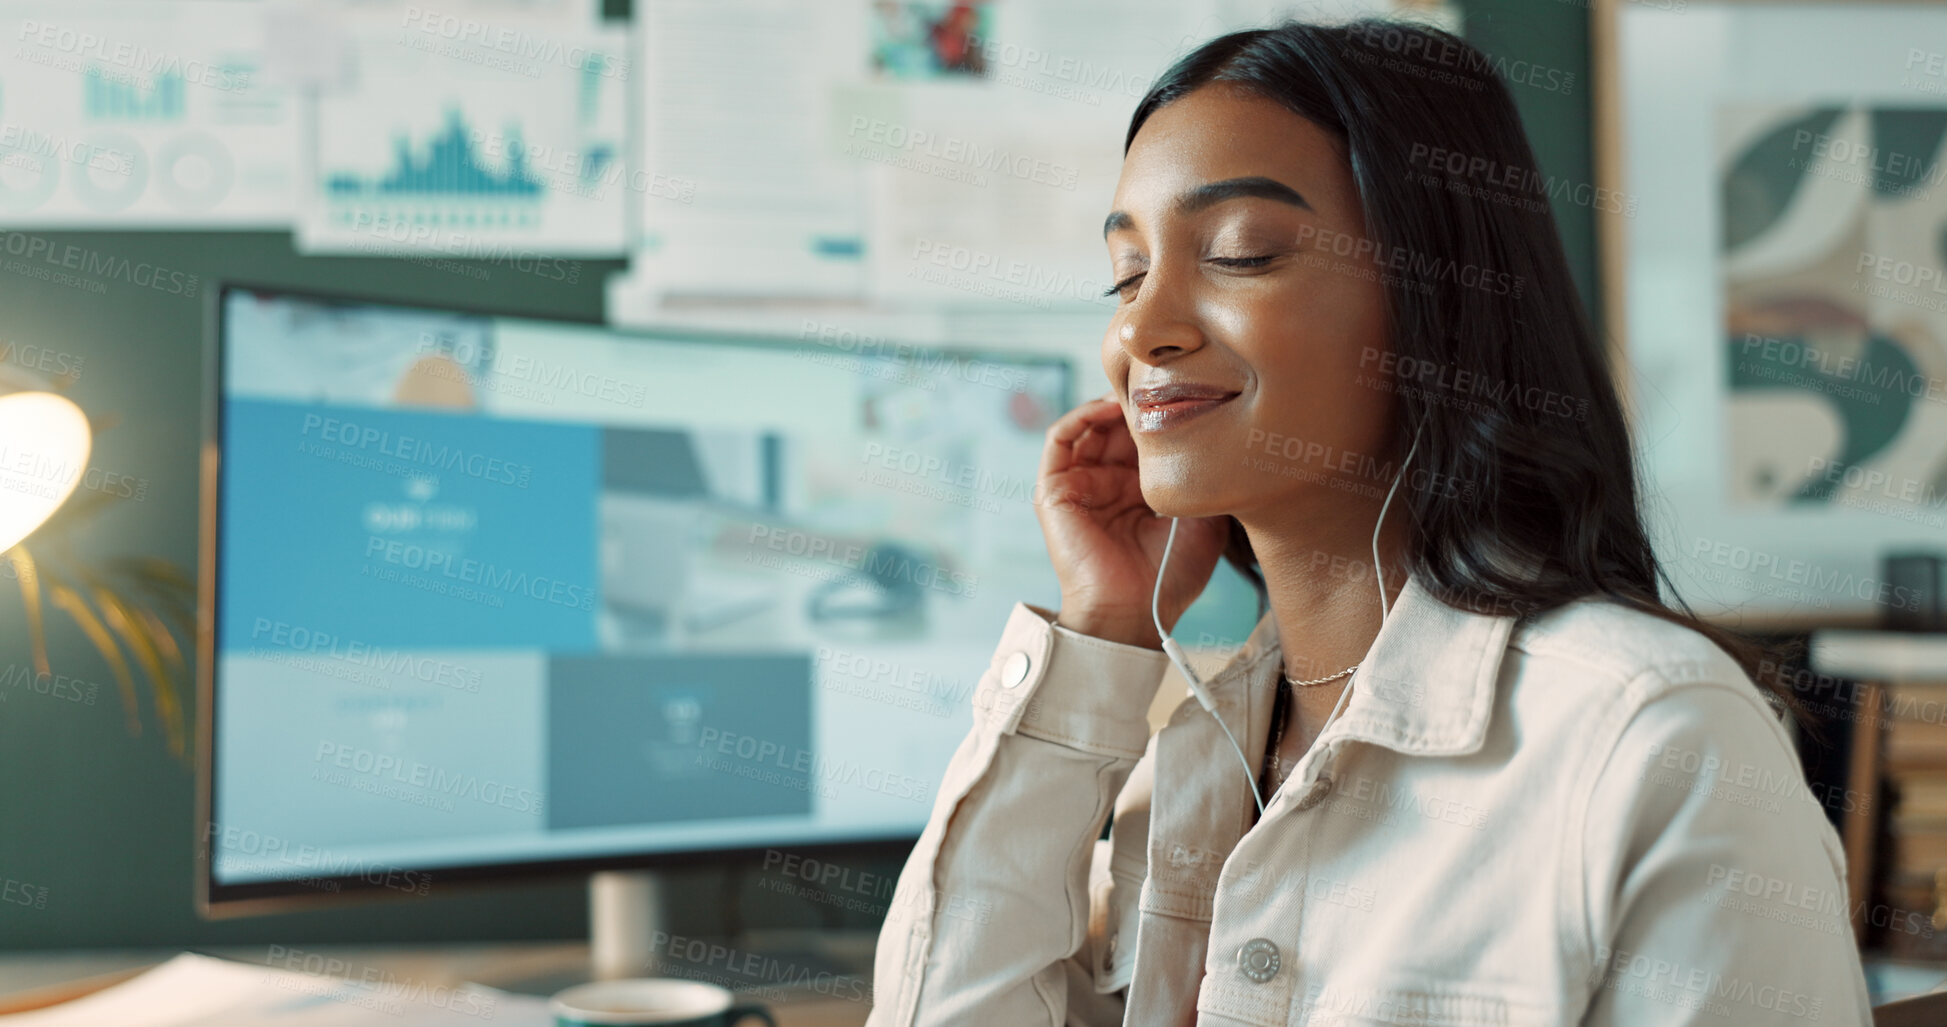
[1237,938,1280,982]
[1292,774,1334,812]
[1000,651,1031,688]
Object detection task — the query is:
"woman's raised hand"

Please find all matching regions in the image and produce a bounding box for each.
[1033,395,1231,650]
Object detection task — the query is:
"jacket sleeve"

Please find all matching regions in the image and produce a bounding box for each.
[864,601,1171,1027]
[1573,681,1877,1026]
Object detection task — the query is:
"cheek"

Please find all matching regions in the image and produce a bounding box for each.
[1222,278,1386,386]
[1231,280,1393,453]
[1100,327,1129,385]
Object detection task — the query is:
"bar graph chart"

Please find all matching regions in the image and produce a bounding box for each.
[83,67,186,121]
[324,110,545,199]
[318,108,546,231]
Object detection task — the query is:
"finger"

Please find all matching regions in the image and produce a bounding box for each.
[1037,462,1129,518]
[1065,403,1138,472]
[1093,407,1140,468]
[1073,421,1111,465]
[1039,397,1128,479]
[1074,403,1140,469]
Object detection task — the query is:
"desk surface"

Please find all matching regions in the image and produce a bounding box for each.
[10,939,1947,1018]
[0,935,876,1025]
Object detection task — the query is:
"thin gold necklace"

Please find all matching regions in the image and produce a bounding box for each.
[1283,660,1359,687]
[1259,663,1357,808]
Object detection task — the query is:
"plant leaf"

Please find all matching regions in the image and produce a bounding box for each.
[94,586,183,758]
[112,557,197,636]
[47,583,140,737]
[6,547,50,678]
[137,607,185,678]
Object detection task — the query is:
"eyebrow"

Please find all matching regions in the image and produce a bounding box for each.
[1102,176,1313,239]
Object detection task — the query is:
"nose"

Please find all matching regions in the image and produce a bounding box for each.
[1114,274,1204,367]
[1113,259,1199,364]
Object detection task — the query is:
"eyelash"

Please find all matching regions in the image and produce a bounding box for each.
[1101,255,1277,299]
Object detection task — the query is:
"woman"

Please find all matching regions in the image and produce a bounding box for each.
[865,19,1872,1027]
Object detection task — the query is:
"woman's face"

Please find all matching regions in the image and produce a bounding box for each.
[1101,82,1396,523]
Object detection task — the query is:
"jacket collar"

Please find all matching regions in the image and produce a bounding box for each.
[1201,571,1520,759]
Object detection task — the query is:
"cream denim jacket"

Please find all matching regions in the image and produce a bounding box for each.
[864,574,1874,1026]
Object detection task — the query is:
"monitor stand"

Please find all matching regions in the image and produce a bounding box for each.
[480,868,876,997]
[590,869,671,980]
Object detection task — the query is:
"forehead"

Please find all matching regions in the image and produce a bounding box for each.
[1113,83,1349,214]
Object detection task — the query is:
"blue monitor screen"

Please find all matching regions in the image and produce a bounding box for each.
[210,287,1069,891]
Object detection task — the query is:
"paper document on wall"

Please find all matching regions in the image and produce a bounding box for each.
[623,0,1456,306]
[294,20,630,256]
[0,1,300,226]
[631,0,871,297]
[852,0,1210,312]
[857,0,1460,310]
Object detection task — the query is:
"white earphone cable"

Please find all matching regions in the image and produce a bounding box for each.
[1374,423,1424,623]
[1148,420,1426,816]
[1153,516,1263,813]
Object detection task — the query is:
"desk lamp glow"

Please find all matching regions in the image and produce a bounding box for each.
[0,387,92,552]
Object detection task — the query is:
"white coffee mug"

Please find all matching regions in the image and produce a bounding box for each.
[550,978,776,1027]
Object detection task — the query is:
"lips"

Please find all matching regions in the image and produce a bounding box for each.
[1130,382,1241,432]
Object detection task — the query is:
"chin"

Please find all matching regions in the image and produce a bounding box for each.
[1139,476,1228,521]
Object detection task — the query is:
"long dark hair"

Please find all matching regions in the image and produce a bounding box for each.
[1127,19,1817,738]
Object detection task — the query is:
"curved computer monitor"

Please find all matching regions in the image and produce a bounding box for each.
[198,283,1070,914]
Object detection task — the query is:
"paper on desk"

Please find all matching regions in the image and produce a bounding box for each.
[0,952,552,1026]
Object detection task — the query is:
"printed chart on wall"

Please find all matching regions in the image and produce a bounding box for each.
[295,22,629,256]
[1719,104,1947,530]
[0,0,298,225]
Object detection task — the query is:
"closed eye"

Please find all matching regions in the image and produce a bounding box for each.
[1101,270,1144,299]
[1101,255,1279,300]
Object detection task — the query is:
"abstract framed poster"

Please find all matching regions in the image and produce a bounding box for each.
[1596,0,1947,628]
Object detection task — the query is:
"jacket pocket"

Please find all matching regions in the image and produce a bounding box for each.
[1295,980,1553,1026]
[1087,838,1141,993]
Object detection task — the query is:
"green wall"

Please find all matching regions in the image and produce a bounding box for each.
[0,1,1595,950]
[1464,0,1602,316]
